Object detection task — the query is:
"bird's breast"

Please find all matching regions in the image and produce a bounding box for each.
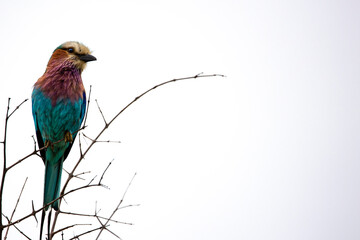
[35,64,85,106]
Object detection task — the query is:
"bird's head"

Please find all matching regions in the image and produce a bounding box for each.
[48,41,96,72]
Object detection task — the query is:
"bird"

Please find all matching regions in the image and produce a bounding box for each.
[31,41,96,239]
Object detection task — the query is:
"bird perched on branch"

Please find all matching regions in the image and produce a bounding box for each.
[32,41,96,239]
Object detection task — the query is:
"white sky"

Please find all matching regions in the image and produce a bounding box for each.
[1,0,360,239]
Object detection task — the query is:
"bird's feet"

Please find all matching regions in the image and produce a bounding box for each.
[44,140,54,151]
[64,131,73,143]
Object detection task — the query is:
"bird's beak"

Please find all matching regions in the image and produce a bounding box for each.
[79,54,97,62]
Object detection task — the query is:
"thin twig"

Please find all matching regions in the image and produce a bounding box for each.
[51,223,91,237]
[63,169,90,181]
[104,227,122,239]
[107,73,225,132]
[8,99,28,119]
[69,225,109,240]
[82,85,92,127]
[6,149,40,170]
[11,223,31,240]
[31,135,37,151]
[2,214,31,240]
[58,210,135,225]
[82,133,121,144]
[4,177,28,239]
[78,132,83,163]
[99,160,114,184]
[116,204,140,211]
[95,99,108,126]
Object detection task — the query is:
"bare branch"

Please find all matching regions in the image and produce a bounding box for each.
[51,73,224,237]
[0,98,11,239]
[0,73,224,239]
[6,149,39,171]
[61,73,224,196]
[2,182,105,229]
[107,73,225,131]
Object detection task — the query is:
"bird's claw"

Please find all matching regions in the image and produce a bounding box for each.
[64,131,73,143]
[44,140,54,151]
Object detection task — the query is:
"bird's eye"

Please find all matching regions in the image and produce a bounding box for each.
[67,48,74,53]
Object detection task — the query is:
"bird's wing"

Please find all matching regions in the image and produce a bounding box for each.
[32,98,46,163]
[80,91,87,125]
[63,91,86,161]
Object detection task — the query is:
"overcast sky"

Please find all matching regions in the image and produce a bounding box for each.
[1,0,360,239]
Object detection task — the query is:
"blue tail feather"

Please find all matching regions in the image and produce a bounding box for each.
[44,156,63,210]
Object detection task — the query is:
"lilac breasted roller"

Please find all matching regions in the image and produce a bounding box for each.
[32,41,96,239]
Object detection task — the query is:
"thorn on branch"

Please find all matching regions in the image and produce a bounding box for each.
[31,201,38,224]
[75,171,91,180]
[116,203,141,211]
[195,72,204,78]
[95,99,108,126]
[88,175,97,185]
[82,133,121,144]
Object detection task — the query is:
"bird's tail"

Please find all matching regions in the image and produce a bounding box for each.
[40,157,63,240]
[44,157,63,210]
